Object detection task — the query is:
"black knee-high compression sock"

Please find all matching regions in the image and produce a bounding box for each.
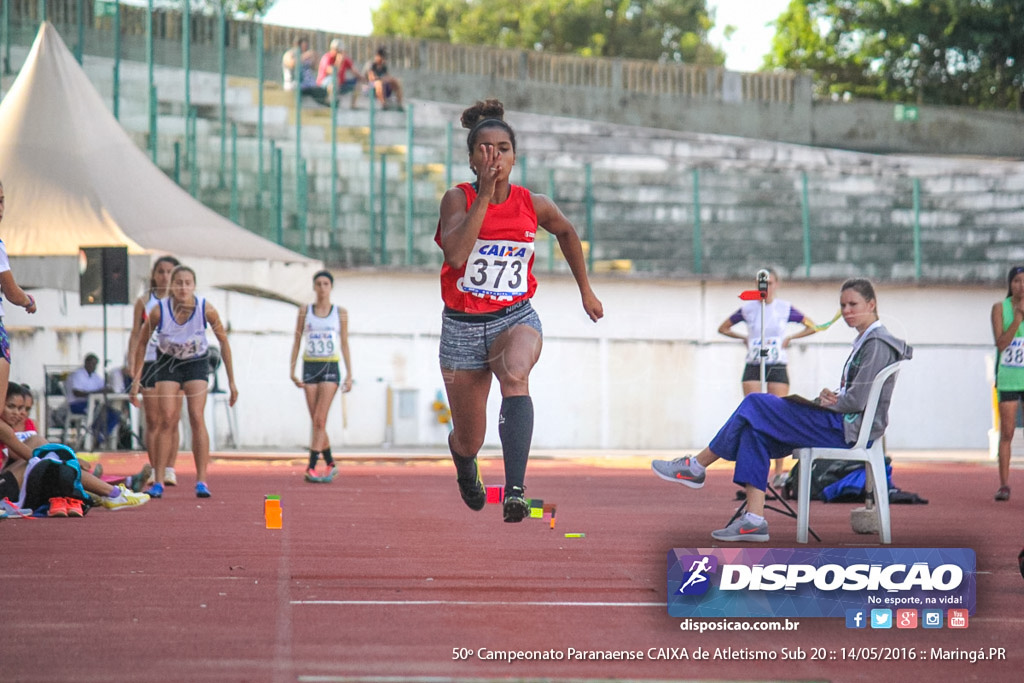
[499,396,534,490]
[322,447,334,466]
[308,450,320,470]
[449,433,478,481]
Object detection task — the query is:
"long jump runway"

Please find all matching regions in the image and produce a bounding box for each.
[0,454,1020,682]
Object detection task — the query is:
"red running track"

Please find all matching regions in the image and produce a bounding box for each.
[0,454,1020,682]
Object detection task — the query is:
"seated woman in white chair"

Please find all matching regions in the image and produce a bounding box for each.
[652,278,912,543]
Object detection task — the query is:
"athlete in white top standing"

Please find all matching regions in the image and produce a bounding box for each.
[127,256,181,486]
[289,270,352,481]
[129,266,237,499]
[718,268,818,485]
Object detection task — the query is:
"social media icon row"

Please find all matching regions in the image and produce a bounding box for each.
[846,608,968,629]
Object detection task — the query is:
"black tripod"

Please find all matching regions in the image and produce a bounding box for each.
[727,270,820,541]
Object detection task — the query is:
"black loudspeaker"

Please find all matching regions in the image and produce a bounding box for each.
[79,246,130,306]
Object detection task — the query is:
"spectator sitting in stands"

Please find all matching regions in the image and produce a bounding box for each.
[365,47,404,112]
[0,384,149,511]
[282,36,330,107]
[317,39,364,109]
[66,353,121,449]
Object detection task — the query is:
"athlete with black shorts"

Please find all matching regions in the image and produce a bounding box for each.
[717,268,818,485]
[991,265,1024,501]
[290,270,352,482]
[127,255,181,486]
[129,266,237,499]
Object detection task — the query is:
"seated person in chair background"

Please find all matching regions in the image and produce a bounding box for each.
[317,39,365,108]
[364,47,404,111]
[65,353,120,448]
[651,278,912,543]
[282,36,330,107]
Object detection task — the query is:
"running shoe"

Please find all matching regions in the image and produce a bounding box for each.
[304,467,319,483]
[502,485,530,523]
[711,517,770,543]
[64,497,84,517]
[453,456,486,511]
[195,481,211,498]
[47,497,68,518]
[995,485,1011,501]
[101,485,150,511]
[164,467,178,486]
[324,465,339,482]
[651,456,706,488]
[0,498,34,518]
[129,463,154,493]
[144,482,165,499]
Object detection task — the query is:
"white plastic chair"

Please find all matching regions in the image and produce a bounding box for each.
[794,361,906,544]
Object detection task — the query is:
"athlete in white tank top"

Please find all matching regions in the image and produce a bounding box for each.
[156,296,209,360]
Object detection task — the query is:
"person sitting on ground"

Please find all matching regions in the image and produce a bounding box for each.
[282,36,330,107]
[0,384,149,511]
[651,278,912,543]
[317,39,364,109]
[65,353,121,449]
[364,47,404,111]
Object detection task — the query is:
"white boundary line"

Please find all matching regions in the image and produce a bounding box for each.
[292,600,663,607]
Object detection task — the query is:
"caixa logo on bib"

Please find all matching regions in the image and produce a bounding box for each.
[667,548,976,618]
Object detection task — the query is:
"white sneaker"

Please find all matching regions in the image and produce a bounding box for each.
[164,467,177,486]
[100,485,150,510]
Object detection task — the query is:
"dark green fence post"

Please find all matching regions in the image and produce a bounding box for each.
[584,162,594,272]
[379,154,388,265]
[368,99,377,264]
[800,171,811,277]
[256,20,265,223]
[75,0,84,63]
[229,123,239,223]
[173,141,181,184]
[146,0,154,139]
[547,169,556,272]
[294,76,302,205]
[188,108,198,197]
[274,145,283,245]
[692,169,702,275]
[2,0,11,75]
[112,2,121,119]
[299,159,308,256]
[149,85,158,163]
[405,104,415,266]
[912,178,922,280]
[182,0,191,137]
[329,84,338,242]
[218,5,226,188]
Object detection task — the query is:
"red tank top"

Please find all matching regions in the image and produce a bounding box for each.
[435,183,539,313]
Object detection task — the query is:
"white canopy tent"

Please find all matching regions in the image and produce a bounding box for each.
[0,22,320,303]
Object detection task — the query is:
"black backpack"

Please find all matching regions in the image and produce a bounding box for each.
[782,459,865,501]
[21,444,88,512]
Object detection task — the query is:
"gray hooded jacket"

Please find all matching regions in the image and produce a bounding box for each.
[826,324,913,444]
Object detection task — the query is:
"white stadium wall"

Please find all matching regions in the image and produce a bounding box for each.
[5,273,997,452]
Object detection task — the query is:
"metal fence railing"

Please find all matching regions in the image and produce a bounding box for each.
[2,6,1021,283]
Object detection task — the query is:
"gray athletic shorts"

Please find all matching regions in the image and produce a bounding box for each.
[439,300,543,371]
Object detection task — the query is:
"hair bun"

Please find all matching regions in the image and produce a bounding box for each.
[461,99,505,130]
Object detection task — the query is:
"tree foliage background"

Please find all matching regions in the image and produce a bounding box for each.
[372,0,724,64]
[765,0,1024,109]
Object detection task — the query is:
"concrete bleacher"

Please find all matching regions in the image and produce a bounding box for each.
[4,42,1024,280]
